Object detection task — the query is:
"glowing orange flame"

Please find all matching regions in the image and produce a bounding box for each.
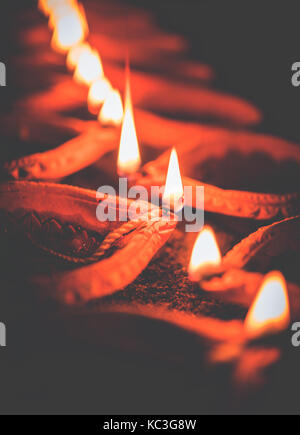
[162,148,184,213]
[38,0,52,15]
[88,78,112,115]
[188,227,222,281]
[245,271,290,338]
[51,5,87,53]
[73,48,103,86]
[48,3,74,29]
[39,0,64,16]
[66,42,90,70]
[38,0,47,15]
[40,0,77,14]
[98,89,124,126]
[117,76,141,175]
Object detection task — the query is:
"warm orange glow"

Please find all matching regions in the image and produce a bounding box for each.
[51,5,87,52]
[39,0,76,16]
[245,271,290,338]
[74,48,103,86]
[48,4,74,29]
[38,0,50,15]
[162,148,184,213]
[188,227,222,281]
[98,89,124,126]
[117,78,141,175]
[87,78,112,114]
[38,0,60,15]
[66,42,90,70]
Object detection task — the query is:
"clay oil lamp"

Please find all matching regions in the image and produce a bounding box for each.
[0,181,177,305]
[185,233,292,385]
[1,0,123,183]
[1,50,123,181]
[99,267,291,387]
[136,126,300,221]
[186,221,300,320]
[1,118,121,182]
[33,0,262,130]
[10,0,264,187]
[133,270,291,342]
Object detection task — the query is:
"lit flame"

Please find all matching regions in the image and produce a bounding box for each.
[38,0,52,15]
[66,42,90,70]
[39,0,77,15]
[117,76,141,175]
[48,3,75,29]
[74,48,103,86]
[88,78,112,114]
[39,0,65,16]
[51,5,87,52]
[188,227,222,281]
[162,148,184,213]
[245,271,290,338]
[98,89,124,126]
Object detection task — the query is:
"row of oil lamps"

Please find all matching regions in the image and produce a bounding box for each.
[38,0,291,343]
[39,0,124,124]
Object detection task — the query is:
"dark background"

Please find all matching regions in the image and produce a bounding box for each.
[126,0,300,142]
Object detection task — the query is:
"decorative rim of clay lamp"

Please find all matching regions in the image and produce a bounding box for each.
[136,129,300,220]
[0,181,177,305]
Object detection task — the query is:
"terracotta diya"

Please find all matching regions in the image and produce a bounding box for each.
[1,114,120,181]
[136,127,300,220]
[0,181,176,304]
[187,219,300,319]
[4,0,261,185]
